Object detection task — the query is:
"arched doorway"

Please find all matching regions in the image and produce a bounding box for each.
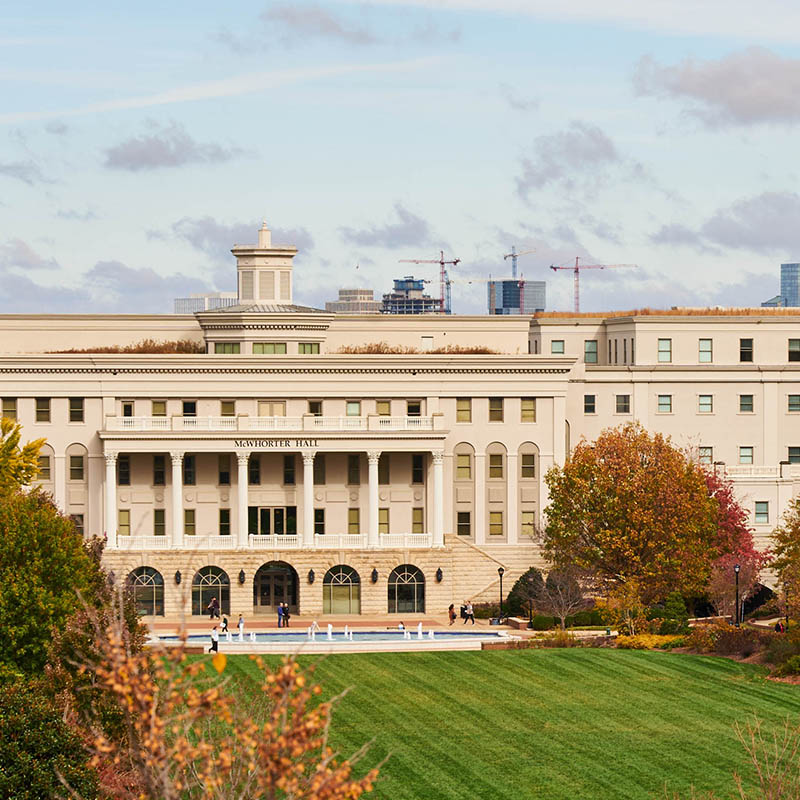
[126,566,164,616]
[388,564,425,613]
[323,565,361,614]
[253,562,298,614]
[192,566,230,616]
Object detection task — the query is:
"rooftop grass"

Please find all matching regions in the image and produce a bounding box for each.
[218,649,800,800]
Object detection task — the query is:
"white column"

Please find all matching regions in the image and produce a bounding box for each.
[53,454,66,513]
[170,451,184,549]
[104,452,117,548]
[507,452,518,545]
[432,451,444,548]
[367,450,381,548]
[474,452,486,545]
[236,452,249,548]
[553,395,567,466]
[302,451,315,547]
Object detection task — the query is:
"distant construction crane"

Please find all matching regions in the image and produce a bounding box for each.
[550,257,637,313]
[503,246,536,279]
[399,250,460,313]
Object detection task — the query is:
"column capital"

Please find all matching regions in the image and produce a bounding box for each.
[170,451,184,466]
[432,450,444,465]
[236,451,250,467]
[104,451,118,466]
[301,450,316,466]
[367,450,381,464]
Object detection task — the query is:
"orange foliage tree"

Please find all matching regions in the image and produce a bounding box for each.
[543,423,719,605]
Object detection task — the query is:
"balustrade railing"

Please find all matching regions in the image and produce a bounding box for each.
[105,415,433,432]
[113,532,432,550]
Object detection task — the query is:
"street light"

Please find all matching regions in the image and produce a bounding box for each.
[734,564,741,627]
[498,566,505,619]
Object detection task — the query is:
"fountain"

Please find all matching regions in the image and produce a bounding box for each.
[417,622,424,640]
[226,631,232,643]
[428,630,435,639]
[327,623,333,641]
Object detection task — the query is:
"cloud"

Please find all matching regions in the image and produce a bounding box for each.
[0,160,47,185]
[499,83,539,112]
[634,48,800,128]
[104,121,244,171]
[0,239,60,271]
[651,192,800,255]
[45,120,68,135]
[56,208,97,221]
[262,3,378,45]
[339,203,435,249]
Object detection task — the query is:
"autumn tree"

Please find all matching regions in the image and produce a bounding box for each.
[535,567,591,630]
[543,423,719,604]
[0,416,44,496]
[772,497,800,621]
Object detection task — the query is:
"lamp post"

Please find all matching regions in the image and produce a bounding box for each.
[734,564,741,627]
[498,566,505,619]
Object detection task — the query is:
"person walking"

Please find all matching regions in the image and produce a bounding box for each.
[448,604,456,625]
[461,600,468,624]
[210,625,219,653]
[207,596,219,619]
[237,614,245,637]
[465,601,475,625]
[277,603,284,628]
[220,616,228,633]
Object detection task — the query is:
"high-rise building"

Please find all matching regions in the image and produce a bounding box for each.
[782,264,800,307]
[381,276,439,314]
[487,279,546,315]
[174,292,238,314]
[325,289,381,314]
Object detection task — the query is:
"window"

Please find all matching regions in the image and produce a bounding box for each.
[346,454,360,485]
[407,400,421,417]
[789,447,800,464]
[376,400,391,416]
[314,509,325,535]
[657,395,673,413]
[614,339,618,364]
[118,509,130,537]
[70,514,84,536]
[521,398,536,422]
[378,454,390,484]
[323,565,361,614]
[258,400,285,417]
[182,400,196,417]
[153,455,166,486]
[214,342,240,354]
[658,338,672,363]
[521,511,536,538]
[151,400,166,417]
[117,454,130,485]
[122,400,134,417]
[191,566,230,616]
[412,508,424,534]
[456,453,471,479]
[219,509,231,536]
[489,511,504,536]
[69,454,84,481]
[283,454,295,485]
[128,567,165,616]
[37,455,51,480]
[348,508,360,534]
[308,400,322,416]
[412,454,424,484]
[184,509,196,536]
[220,400,235,417]
[346,400,361,417]
[218,454,230,486]
[69,397,84,422]
[739,446,754,464]
[623,339,627,363]
[183,455,196,486]
[740,395,754,413]
[456,398,472,423]
[551,340,565,354]
[388,565,425,614]
[521,454,535,478]
[248,455,260,485]
[698,395,713,413]
[154,509,166,536]
[489,398,504,421]
[616,395,630,414]
[584,395,596,414]
[584,340,598,364]
[35,397,50,422]
[489,454,504,478]
[314,453,326,485]
[378,508,390,534]
[1,398,17,420]
[631,339,635,364]
[790,395,800,413]
[755,501,769,524]
[608,340,612,363]
[790,340,800,362]
[298,342,320,354]
[253,342,287,354]
[457,512,471,536]
[699,447,713,464]
[740,338,753,362]
[699,339,713,363]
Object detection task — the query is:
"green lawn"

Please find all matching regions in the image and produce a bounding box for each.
[219,650,800,800]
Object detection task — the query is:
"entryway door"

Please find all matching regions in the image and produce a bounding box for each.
[248,506,297,535]
[253,562,298,614]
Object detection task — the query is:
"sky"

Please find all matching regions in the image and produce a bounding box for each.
[2,0,800,314]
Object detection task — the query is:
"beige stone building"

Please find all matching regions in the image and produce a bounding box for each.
[1,222,798,618]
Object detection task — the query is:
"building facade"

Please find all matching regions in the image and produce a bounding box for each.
[488,278,546,315]
[325,289,382,314]
[381,276,440,314]
[2,223,800,618]
[174,292,238,314]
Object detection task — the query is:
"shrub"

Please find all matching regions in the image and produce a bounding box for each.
[538,630,580,648]
[50,338,205,354]
[765,629,800,665]
[774,655,800,677]
[472,603,500,619]
[0,680,97,800]
[685,624,718,652]
[532,614,556,630]
[616,634,685,650]
[750,600,780,620]
[713,626,772,657]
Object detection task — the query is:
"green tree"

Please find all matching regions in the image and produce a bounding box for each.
[0,416,44,495]
[543,422,719,604]
[506,566,545,617]
[772,497,800,622]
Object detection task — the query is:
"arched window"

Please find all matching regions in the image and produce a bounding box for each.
[323,565,361,615]
[192,566,230,616]
[388,564,425,613]
[127,566,164,616]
